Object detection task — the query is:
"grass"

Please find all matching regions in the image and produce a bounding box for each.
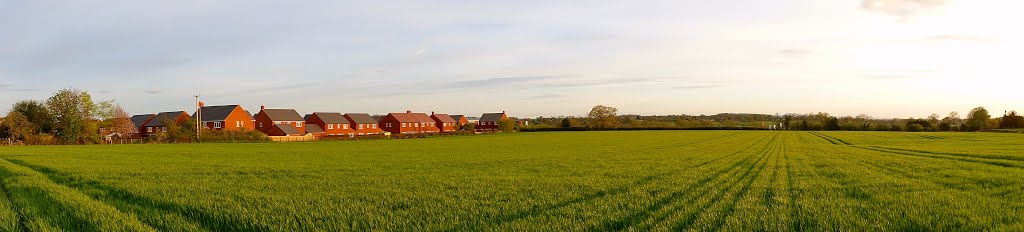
[0,131,1023,231]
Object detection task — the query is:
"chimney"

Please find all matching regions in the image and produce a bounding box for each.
[431,111,435,115]
[502,110,506,114]
[407,110,412,113]
[198,101,205,108]
[261,105,266,111]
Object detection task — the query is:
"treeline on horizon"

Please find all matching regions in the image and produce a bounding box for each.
[524,105,1024,133]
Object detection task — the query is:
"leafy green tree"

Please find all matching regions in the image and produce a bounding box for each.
[587,105,620,129]
[497,119,516,132]
[47,89,98,143]
[462,123,476,131]
[966,106,991,132]
[825,117,841,131]
[11,100,53,134]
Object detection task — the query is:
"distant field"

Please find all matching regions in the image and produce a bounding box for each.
[1,131,1023,231]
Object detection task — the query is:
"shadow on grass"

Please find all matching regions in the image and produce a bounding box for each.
[5,159,271,232]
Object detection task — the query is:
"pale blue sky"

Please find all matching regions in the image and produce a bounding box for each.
[1,0,1020,118]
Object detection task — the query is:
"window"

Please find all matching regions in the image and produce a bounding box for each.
[401,123,406,128]
[372,124,377,129]
[259,122,263,128]
[214,122,222,128]
[344,124,349,129]
[328,124,334,129]
[414,123,419,127]
[359,124,364,129]
[147,127,153,133]
[236,121,242,127]
[296,122,303,127]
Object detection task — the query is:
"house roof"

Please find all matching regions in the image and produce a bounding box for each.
[303,114,312,121]
[130,114,154,127]
[411,113,433,123]
[145,111,187,127]
[432,114,456,123]
[305,124,325,133]
[312,112,349,124]
[244,111,254,120]
[450,115,466,122]
[480,113,507,122]
[345,113,378,124]
[262,109,304,121]
[191,105,241,122]
[388,112,418,122]
[272,124,301,135]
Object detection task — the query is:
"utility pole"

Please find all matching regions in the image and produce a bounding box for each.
[194,94,201,142]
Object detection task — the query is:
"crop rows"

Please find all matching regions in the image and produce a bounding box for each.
[0,131,1022,231]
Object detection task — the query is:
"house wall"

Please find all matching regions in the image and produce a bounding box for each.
[379,114,425,134]
[202,106,255,131]
[431,116,457,132]
[344,115,384,136]
[255,111,306,135]
[477,114,508,132]
[306,114,357,136]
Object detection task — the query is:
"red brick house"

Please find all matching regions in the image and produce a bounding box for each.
[450,115,469,128]
[191,104,255,131]
[306,112,356,137]
[379,111,439,134]
[254,106,306,135]
[142,111,190,135]
[477,111,508,132]
[430,112,457,132]
[266,124,302,136]
[344,113,384,136]
[130,114,155,137]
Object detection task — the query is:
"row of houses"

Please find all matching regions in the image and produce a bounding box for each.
[129,103,509,138]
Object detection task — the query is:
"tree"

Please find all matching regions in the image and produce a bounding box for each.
[11,100,54,134]
[497,118,516,132]
[1000,111,1022,129]
[462,123,476,131]
[966,107,991,132]
[941,111,962,131]
[106,104,135,137]
[0,112,34,141]
[783,114,793,130]
[824,117,841,131]
[927,114,940,131]
[46,89,99,144]
[587,105,620,129]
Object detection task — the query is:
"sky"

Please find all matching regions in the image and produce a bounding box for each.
[0,0,1021,118]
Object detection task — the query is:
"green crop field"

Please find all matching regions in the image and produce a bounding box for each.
[0,131,1023,231]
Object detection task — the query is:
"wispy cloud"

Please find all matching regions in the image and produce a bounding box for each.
[447,76,567,89]
[859,74,922,80]
[144,90,162,94]
[781,49,812,58]
[98,90,113,94]
[928,35,989,42]
[860,0,951,21]
[525,94,564,100]
[673,85,722,90]
[414,48,427,56]
[0,83,12,88]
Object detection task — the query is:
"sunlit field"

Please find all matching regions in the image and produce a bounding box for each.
[1,131,1023,231]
